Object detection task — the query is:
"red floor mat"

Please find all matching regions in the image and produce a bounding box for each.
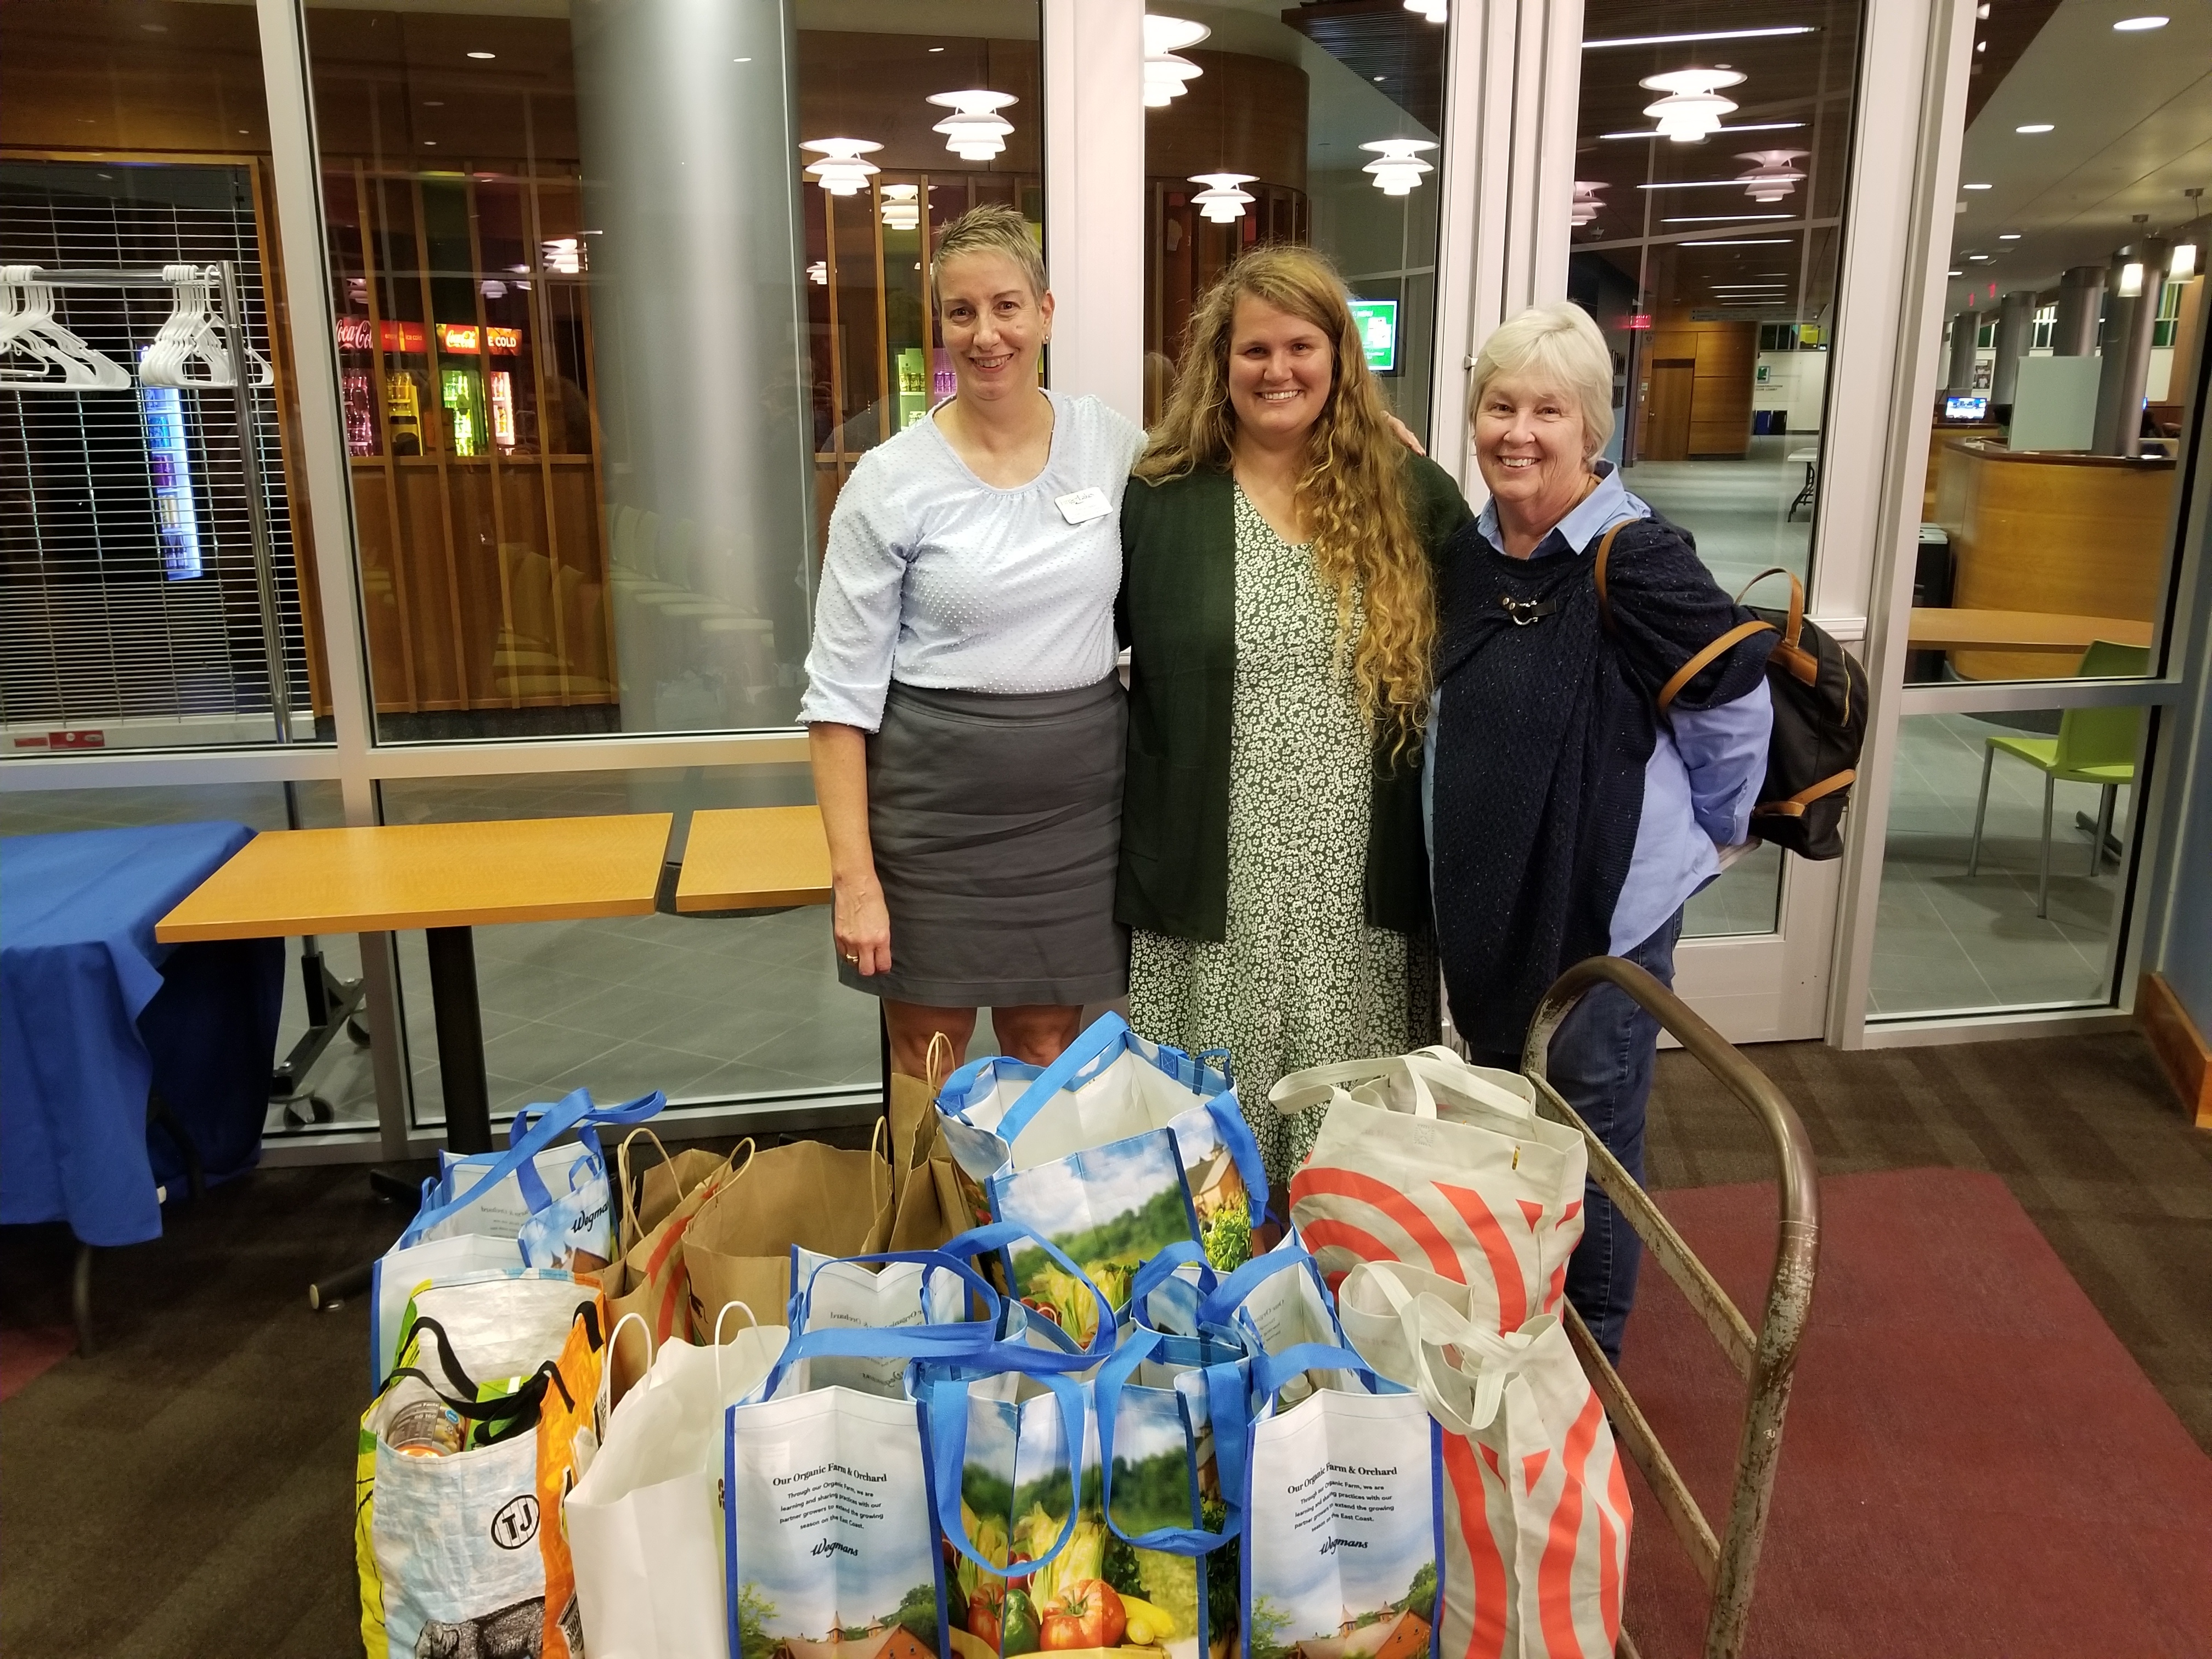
[0,1327,76,1402]
[1616,1167,2212,1658]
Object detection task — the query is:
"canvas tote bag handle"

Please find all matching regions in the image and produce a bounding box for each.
[994,1011,1138,1144]
[927,1368,1090,1577]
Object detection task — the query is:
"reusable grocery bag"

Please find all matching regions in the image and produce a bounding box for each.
[1337,1263,1632,1659]
[1239,1371,1444,1659]
[566,1304,788,1659]
[369,1235,528,1390]
[721,1299,1006,1659]
[357,1297,605,1659]
[405,1087,666,1272]
[936,1014,1265,1335]
[383,1269,594,1396]
[1194,1242,1362,1406]
[1278,1049,1586,1334]
[684,1127,895,1340]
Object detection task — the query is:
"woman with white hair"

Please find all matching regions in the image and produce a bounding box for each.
[1428,301,1774,1364]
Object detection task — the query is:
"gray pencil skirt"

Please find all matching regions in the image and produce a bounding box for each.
[839,675,1129,1007]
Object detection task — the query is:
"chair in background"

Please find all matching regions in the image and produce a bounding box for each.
[1966,639,2151,917]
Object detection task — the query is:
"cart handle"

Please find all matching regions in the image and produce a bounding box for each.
[1521,955,1820,1659]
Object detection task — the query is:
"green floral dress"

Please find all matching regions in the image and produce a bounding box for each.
[1128,485,1438,1192]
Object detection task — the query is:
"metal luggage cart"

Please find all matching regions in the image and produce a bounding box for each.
[1521,957,1821,1659]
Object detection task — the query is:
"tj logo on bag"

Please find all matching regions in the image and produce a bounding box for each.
[490,1493,541,1551]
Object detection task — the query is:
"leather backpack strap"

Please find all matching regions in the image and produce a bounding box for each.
[1592,521,1629,632]
[1735,566,1806,648]
[1752,769,1857,818]
[1656,618,1776,715]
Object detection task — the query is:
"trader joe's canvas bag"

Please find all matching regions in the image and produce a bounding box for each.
[683,1129,894,1339]
[1339,1263,1631,1659]
[1278,1049,1585,1334]
[357,1299,605,1659]
[936,1014,1266,1334]
[566,1307,787,1659]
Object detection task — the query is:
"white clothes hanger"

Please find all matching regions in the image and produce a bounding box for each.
[137,263,272,390]
[0,266,133,391]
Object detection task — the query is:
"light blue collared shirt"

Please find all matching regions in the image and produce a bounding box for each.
[1424,462,1773,953]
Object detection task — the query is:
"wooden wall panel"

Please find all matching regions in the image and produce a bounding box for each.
[1690,324,1754,456]
[1944,444,2176,678]
[1146,51,1310,190]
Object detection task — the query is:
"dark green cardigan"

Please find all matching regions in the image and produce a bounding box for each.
[1113,454,1474,941]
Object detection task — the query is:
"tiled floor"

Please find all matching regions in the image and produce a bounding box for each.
[1868,712,2127,1017]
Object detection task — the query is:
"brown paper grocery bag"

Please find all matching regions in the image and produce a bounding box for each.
[682,1125,893,1337]
[614,1126,735,1256]
[887,1032,957,1207]
[600,1140,751,1403]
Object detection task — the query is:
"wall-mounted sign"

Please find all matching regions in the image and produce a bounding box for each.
[336,316,428,354]
[1349,297,1398,374]
[437,323,480,354]
[1626,313,1653,331]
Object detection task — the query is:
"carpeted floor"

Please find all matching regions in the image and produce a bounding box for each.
[0,1031,2205,1657]
[1617,1167,2212,1657]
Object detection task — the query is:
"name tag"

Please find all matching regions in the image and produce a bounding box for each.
[1056,487,1110,525]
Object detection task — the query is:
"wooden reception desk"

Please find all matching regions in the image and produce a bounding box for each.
[1931,439,2175,679]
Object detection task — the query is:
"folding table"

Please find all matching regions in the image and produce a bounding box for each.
[156,814,674,1156]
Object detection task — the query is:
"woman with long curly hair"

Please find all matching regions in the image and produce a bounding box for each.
[1116,245,1471,1188]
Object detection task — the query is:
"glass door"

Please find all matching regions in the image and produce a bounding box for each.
[1553,0,1875,1040]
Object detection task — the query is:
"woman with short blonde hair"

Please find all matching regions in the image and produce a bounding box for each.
[1118,245,1472,1188]
[802,204,1142,1076]
[1428,300,1774,1363]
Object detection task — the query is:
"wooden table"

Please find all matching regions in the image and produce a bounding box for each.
[1906,608,2154,654]
[675,805,832,912]
[157,814,673,1154]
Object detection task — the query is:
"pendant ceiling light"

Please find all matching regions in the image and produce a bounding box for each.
[802,137,881,196]
[1571,180,1607,225]
[1404,0,1447,20]
[1144,15,1210,108]
[880,183,921,231]
[1189,172,1256,223]
[1639,67,1745,143]
[927,91,1017,162]
[1735,149,1808,203]
[1361,139,1437,196]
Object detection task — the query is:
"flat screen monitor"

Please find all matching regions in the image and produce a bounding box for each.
[1350,298,1399,374]
[1943,394,1988,422]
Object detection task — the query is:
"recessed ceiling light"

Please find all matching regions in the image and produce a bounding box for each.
[1681,237,1792,246]
[733,57,750,63]
[1967,252,1991,261]
[1976,39,1987,52]
[1949,268,1963,275]
[1998,232,2021,240]
[1583,25,1815,48]
[424,140,439,146]
[2015,122,2053,133]
[1373,75,1386,81]
[467,50,496,60]
[1664,213,1796,222]
[2113,15,2169,30]
[1962,181,1993,190]
[928,44,946,52]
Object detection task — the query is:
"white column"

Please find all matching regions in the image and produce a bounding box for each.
[1041,0,1144,426]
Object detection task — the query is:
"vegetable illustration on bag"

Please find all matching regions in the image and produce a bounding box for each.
[991,1133,1205,1346]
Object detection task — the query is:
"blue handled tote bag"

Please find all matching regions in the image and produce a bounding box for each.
[404,1087,667,1272]
[1237,1338,1445,1659]
[935,1014,1267,1292]
[721,1299,1003,1659]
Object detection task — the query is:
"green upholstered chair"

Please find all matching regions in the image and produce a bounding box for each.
[1966,639,2151,918]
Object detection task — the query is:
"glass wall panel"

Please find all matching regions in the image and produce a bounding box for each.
[1867,706,2149,1017]
[1,4,325,754]
[303,0,1042,742]
[1561,0,1866,935]
[1915,5,2204,689]
[375,766,878,1130]
[1141,3,1447,431]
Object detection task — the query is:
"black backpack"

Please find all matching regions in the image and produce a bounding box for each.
[1596,533,1869,860]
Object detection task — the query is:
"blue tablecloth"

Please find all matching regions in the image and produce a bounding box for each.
[1,823,283,1246]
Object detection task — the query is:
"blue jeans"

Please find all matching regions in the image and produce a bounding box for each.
[1474,909,1681,1366]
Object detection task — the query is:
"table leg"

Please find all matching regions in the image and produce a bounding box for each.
[72,1243,94,1357]
[425,925,492,1155]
